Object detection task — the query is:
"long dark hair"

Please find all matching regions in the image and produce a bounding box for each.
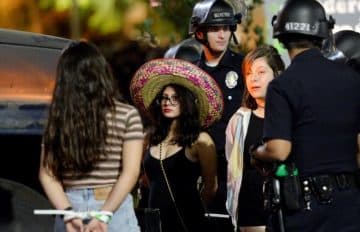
[147,84,201,147]
[241,45,285,109]
[43,41,122,179]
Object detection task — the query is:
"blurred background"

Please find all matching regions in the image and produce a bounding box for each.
[1,0,359,100]
[0,0,270,102]
[0,0,360,98]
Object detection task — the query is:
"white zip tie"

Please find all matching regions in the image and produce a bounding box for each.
[34,209,113,222]
[34,210,88,219]
[34,210,75,215]
[204,213,230,218]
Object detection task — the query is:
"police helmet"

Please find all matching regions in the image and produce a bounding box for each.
[164,38,203,63]
[323,30,360,73]
[333,30,360,69]
[189,0,242,35]
[272,0,335,39]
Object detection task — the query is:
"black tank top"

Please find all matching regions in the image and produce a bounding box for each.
[238,112,267,226]
[143,147,205,232]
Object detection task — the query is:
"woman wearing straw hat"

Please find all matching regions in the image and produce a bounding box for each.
[39,41,144,232]
[130,58,223,232]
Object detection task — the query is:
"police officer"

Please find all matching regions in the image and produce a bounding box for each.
[189,2,245,229]
[252,0,360,231]
[323,30,360,74]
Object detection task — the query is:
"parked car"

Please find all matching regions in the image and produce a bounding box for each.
[0,28,71,231]
[0,29,161,232]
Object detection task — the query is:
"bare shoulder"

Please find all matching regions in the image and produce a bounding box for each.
[190,132,216,162]
[195,132,215,147]
[187,132,216,160]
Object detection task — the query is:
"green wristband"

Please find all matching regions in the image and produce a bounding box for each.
[90,211,113,224]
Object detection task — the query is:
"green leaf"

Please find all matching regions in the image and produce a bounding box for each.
[54,0,72,11]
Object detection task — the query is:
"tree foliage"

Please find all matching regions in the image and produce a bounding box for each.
[1,0,266,52]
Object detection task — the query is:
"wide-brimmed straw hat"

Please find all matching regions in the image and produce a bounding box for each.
[130,58,223,127]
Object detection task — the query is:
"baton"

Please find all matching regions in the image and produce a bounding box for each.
[273,178,285,232]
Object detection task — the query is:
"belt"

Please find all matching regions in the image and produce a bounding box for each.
[306,173,359,190]
[301,172,359,206]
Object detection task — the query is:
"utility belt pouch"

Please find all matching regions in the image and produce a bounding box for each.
[263,179,272,212]
[310,175,333,204]
[263,178,278,212]
[275,163,302,211]
[280,174,302,210]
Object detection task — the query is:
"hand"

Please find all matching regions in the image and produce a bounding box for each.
[65,218,85,232]
[84,218,108,232]
[250,157,276,177]
[249,142,276,176]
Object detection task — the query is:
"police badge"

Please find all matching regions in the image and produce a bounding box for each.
[225,71,238,89]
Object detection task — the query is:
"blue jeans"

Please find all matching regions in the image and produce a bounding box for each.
[54,188,140,232]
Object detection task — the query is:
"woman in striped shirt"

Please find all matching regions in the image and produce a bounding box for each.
[39,41,144,232]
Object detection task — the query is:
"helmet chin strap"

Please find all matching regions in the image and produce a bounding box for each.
[231,31,239,45]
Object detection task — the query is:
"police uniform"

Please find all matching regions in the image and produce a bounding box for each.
[198,49,244,157]
[197,49,244,218]
[189,1,246,230]
[264,48,360,231]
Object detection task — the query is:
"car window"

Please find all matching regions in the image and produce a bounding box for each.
[0,43,62,134]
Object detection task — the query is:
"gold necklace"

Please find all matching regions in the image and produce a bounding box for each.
[159,142,165,160]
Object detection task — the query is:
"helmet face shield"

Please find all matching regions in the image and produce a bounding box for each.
[322,35,347,63]
[324,30,360,70]
[204,1,236,27]
[334,30,360,64]
[164,38,203,63]
[189,0,244,34]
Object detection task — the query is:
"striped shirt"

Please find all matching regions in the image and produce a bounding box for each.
[62,101,144,188]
